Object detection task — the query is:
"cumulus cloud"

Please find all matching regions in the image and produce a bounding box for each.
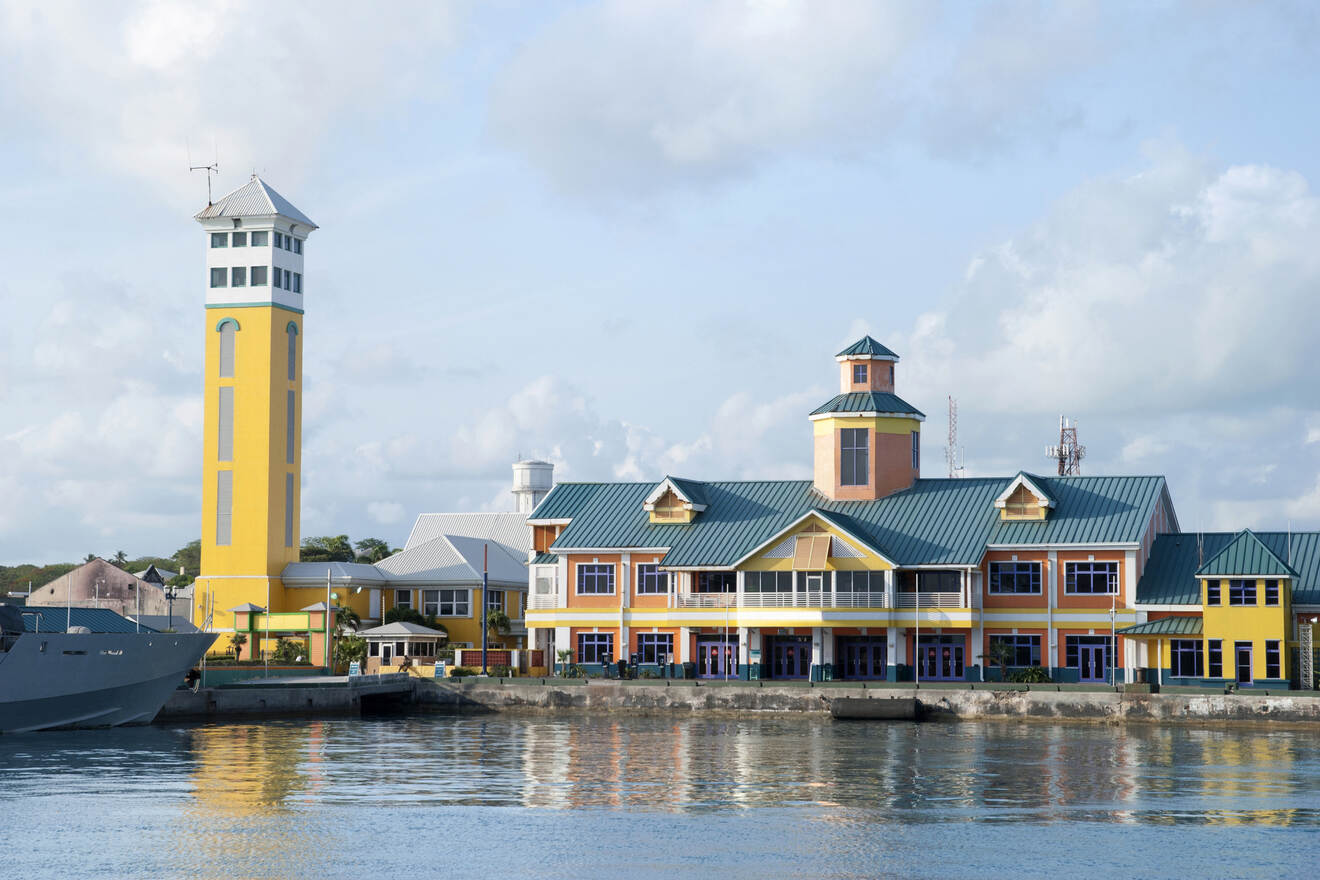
[491,0,927,192]
[0,0,462,201]
[887,149,1320,528]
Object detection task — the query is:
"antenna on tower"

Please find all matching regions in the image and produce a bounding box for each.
[946,396,964,478]
[188,140,219,206]
[1045,415,1086,476]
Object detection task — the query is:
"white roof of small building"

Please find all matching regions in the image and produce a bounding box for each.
[195,175,318,229]
[357,621,448,639]
[375,533,528,587]
[404,512,530,555]
[282,561,388,586]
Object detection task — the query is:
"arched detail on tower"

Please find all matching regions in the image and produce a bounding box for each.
[285,321,299,335]
[215,317,241,332]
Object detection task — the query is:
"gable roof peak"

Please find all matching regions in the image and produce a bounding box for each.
[1196,527,1298,577]
[644,476,709,510]
[994,471,1056,509]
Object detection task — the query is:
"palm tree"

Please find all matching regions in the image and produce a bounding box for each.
[486,609,512,644]
[231,632,248,660]
[113,550,129,569]
[354,538,397,563]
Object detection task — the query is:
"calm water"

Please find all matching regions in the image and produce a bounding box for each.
[2,714,1318,878]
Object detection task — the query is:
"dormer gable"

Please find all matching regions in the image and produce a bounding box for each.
[644,477,708,524]
[1195,529,1298,578]
[994,472,1054,521]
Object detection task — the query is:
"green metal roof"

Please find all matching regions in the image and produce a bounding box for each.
[1117,616,1202,636]
[529,552,558,565]
[536,474,1169,569]
[1196,529,1298,577]
[1138,531,1320,606]
[810,391,925,417]
[836,336,898,359]
[665,476,709,507]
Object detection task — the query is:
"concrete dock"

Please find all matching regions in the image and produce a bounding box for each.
[158,673,416,721]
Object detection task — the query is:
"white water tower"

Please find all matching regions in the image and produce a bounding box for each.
[512,460,554,514]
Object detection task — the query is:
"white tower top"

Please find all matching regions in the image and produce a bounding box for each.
[195,176,317,313]
[512,460,554,515]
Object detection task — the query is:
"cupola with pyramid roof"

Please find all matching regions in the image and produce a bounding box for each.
[810,336,924,501]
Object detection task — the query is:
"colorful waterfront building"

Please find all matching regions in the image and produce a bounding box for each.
[524,337,1319,688]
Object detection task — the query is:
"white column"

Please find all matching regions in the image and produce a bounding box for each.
[1124,549,1137,607]
[738,626,750,666]
[554,626,571,664]
[830,569,837,607]
[619,553,630,661]
[678,626,691,663]
[884,568,895,609]
[1046,550,1058,672]
[812,626,824,674]
[890,626,904,672]
[557,556,570,608]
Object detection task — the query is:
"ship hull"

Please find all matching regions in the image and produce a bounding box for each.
[0,632,216,734]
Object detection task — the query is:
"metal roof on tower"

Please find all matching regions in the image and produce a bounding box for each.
[1195,529,1299,578]
[194,175,318,228]
[836,336,899,359]
[810,391,924,417]
[1137,531,1320,605]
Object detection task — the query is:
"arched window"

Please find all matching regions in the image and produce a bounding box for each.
[286,322,298,381]
[216,318,240,378]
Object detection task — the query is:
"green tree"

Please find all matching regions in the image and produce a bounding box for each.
[84,553,97,563]
[171,540,201,582]
[986,640,1015,682]
[353,538,397,563]
[300,535,355,562]
[486,609,511,643]
[273,637,308,664]
[231,632,248,660]
[384,606,426,625]
[112,550,129,569]
[335,635,367,667]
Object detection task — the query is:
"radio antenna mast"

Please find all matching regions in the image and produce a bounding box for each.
[1045,415,1086,476]
[946,396,964,478]
[188,140,219,206]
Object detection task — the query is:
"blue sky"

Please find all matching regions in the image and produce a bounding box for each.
[1,0,1319,564]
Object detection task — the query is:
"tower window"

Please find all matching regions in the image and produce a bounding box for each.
[852,363,867,384]
[210,233,227,248]
[231,266,247,288]
[251,266,267,287]
[285,473,295,548]
[293,273,302,293]
[209,267,227,288]
[274,232,284,249]
[284,235,293,251]
[293,238,303,255]
[216,470,233,546]
[1265,580,1280,606]
[251,231,269,247]
[218,321,236,378]
[218,387,234,461]
[911,430,920,470]
[840,428,869,486]
[286,390,295,464]
[283,269,292,291]
[232,231,247,247]
[287,323,297,381]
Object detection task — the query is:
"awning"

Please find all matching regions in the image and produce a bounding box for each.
[1117,616,1202,637]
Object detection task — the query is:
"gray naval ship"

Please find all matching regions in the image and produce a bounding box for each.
[0,605,215,734]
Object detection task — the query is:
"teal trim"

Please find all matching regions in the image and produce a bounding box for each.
[836,336,899,359]
[206,301,304,315]
[214,317,241,332]
[286,321,299,334]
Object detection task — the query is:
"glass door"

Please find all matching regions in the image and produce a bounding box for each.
[697,639,737,678]
[770,638,810,679]
[839,637,887,679]
[1079,644,1108,682]
[1235,642,1253,685]
[917,636,965,680]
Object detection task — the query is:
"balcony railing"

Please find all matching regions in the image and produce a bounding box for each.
[530,591,965,611]
[676,591,891,609]
[895,591,963,609]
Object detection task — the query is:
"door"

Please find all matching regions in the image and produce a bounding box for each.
[770,639,810,679]
[698,639,736,678]
[1079,644,1107,682]
[840,638,887,679]
[1235,642,1253,685]
[918,637,964,680]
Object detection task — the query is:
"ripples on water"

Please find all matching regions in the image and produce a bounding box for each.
[2,715,1317,878]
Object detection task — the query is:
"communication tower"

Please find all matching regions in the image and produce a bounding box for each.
[1045,415,1085,476]
[945,396,964,478]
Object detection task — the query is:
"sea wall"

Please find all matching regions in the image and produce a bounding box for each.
[419,679,1320,725]
[159,673,414,720]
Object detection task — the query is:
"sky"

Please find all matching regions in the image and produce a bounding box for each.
[1,0,1319,565]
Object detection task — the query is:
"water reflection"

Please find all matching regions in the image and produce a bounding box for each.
[3,714,1320,878]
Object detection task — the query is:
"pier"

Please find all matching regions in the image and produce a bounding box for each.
[159,673,416,721]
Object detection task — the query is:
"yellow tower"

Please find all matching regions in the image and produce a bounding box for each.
[810,336,924,501]
[194,177,317,645]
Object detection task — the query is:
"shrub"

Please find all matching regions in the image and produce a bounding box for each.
[449,666,478,678]
[1008,666,1053,683]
